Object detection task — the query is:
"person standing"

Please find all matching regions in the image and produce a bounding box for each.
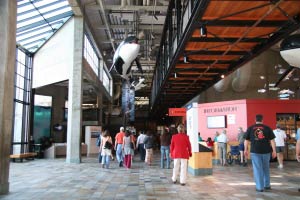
[244,114,276,192]
[237,127,247,166]
[100,130,113,168]
[136,131,146,161]
[217,129,228,166]
[170,124,192,186]
[115,126,125,167]
[160,128,172,169]
[273,124,287,169]
[144,131,154,166]
[296,128,300,162]
[296,128,300,192]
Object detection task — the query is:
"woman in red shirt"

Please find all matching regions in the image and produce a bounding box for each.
[170,124,192,186]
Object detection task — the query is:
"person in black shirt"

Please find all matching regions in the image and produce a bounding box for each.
[244,114,276,192]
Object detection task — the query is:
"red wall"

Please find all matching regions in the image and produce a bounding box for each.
[198,99,300,142]
[246,99,300,129]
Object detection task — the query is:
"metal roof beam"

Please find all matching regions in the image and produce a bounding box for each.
[185,50,247,55]
[87,4,168,12]
[189,37,266,43]
[196,20,287,27]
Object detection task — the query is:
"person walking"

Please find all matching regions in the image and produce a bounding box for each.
[115,126,125,167]
[170,124,192,186]
[273,124,287,169]
[160,128,172,169]
[237,127,247,166]
[144,131,154,166]
[136,131,146,161]
[217,129,228,166]
[122,130,135,168]
[100,130,113,168]
[244,114,276,192]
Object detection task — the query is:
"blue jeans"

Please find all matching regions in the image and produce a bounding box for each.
[160,146,170,168]
[250,153,271,190]
[98,153,102,163]
[101,155,111,168]
[138,144,146,161]
[116,144,123,163]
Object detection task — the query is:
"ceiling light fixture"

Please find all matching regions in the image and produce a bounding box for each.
[221,74,225,79]
[200,25,207,37]
[174,72,177,78]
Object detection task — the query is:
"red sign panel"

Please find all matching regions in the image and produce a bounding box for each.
[168,108,186,116]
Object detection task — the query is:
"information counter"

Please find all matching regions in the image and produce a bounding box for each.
[188,143,213,176]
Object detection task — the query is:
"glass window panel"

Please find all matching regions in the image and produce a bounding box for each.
[16,88,24,101]
[43,7,71,19]
[17,10,40,21]
[17,63,25,77]
[39,2,69,14]
[17,26,52,41]
[35,95,52,107]
[20,32,51,45]
[17,16,44,28]
[17,49,26,65]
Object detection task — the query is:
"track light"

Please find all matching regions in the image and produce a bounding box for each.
[200,25,207,37]
[184,55,189,63]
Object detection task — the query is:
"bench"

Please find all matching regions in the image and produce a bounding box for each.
[10,152,37,162]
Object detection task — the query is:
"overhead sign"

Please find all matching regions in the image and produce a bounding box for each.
[168,108,187,116]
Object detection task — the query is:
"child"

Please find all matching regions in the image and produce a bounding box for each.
[206,137,214,149]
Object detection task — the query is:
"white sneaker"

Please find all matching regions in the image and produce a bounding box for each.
[278,164,283,169]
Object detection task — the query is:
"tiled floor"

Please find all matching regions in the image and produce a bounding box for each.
[1,152,299,200]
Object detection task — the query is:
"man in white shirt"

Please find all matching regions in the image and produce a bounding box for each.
[273,124,287,169]
[217,129,228,166]
[136,131,146,161]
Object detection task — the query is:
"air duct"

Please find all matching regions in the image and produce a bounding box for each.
[231,62,252,92]
[213,76,232,92]
[113,83,121,100]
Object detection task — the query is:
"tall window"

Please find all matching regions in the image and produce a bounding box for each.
[103,70,110,94]
[84,34,99,76]
[12,48,32,154]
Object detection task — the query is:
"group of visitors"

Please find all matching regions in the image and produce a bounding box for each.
[96,116,299,191]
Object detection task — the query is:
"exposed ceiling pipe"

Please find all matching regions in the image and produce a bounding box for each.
[96,0,116,52]
[232,62,252,92]
[213,76,232,92]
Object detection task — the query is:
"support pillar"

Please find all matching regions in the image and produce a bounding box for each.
[0,0,17,194]
[66,16,84,164]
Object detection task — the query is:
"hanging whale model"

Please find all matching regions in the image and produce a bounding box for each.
[280,34,300,68]
[110,36,143,80]
[274,34,300,87]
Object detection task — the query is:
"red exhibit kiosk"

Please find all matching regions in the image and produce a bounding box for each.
[187,99,300,176]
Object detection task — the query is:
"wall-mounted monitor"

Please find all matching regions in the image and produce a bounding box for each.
[207,115,227,128]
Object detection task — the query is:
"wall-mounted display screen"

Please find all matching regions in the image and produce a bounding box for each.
[207,115,227,128]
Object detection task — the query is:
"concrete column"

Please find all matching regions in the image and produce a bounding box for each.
[97,94,103,125]
[0,0,17,194]
[66,16,84,163]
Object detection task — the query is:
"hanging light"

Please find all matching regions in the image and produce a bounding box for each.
[220,74,225,79]
[174,72,177,78]
[184,55,189,63]
[200,25,207,37]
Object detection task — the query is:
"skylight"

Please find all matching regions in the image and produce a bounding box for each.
[16,0,73,53]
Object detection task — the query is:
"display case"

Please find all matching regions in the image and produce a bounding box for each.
[276,113,299,160]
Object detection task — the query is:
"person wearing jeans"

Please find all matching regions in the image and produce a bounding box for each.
[244,114,276,192]
[160,127,172,169]
[115,127,125,167]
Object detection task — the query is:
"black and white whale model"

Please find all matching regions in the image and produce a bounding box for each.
[280,34,300,68]
[111,36,143,80]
